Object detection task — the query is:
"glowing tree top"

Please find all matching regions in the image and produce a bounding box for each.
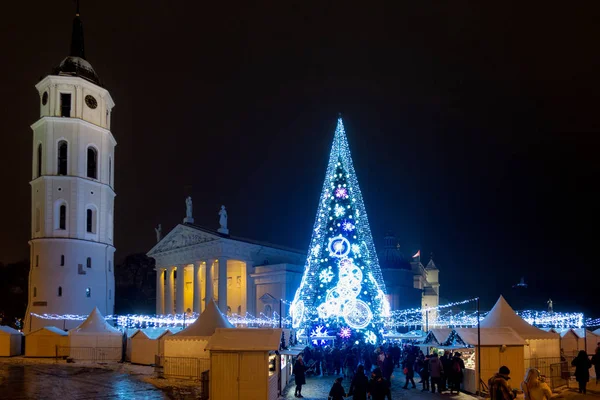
[291,117,390,339]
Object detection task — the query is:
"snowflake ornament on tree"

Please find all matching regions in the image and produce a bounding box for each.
[290,116,390,336]
[319,268,335,284]
[335,187,349,199]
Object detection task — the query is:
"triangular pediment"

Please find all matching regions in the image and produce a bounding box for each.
[259,293,277,303]
[147,224,220,256]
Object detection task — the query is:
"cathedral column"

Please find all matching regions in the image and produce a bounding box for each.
[217,257,228,313]
[175,264,185,314]
[204,260,214,308]
[193,262,202,313]
[245,261,255,316]
[165,266,175,314]
[156,267,165,314]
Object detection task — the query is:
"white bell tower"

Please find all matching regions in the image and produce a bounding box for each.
[24,6,116,332]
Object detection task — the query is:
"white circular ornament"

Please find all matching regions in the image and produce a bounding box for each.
[344,300,373,329]
[328,236,351,258]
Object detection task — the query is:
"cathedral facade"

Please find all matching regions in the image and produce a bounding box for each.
[24,9,116,332]
[148,206,306,319]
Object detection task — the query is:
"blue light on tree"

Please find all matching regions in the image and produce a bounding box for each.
[291,116,389,335]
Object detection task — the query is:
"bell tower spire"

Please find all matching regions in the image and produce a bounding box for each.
[70,0,85,59]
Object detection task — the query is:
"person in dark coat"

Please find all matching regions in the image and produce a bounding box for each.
[293,355,307,398]
[402,350,416,389]
[440,350,452,392]
[349,365,369,400]
[571,350,592,394]
[363,349,372,373]
[383,352,394,381]
[448,352,465,394]
[344,349,358,379]
[592,345,600,384]
[392,343,401,368]
[368,367,392,400]
[329,377,346,400]
[419,354,431,391]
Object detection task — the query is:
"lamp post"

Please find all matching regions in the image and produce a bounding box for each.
[477,297,481,396]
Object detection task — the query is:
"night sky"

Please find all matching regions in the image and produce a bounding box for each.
[1,2,598,316]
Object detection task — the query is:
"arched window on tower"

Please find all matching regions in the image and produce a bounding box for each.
[87,147,98,179]
[86,257,92,269]
[57,141,68,175]
[33,287,37,297]
[108,156,112,186]
[37,143,42,178]
[58,287,62,297]
[60,255,65,266]
[59,204,66,230]
[86,208,95,233]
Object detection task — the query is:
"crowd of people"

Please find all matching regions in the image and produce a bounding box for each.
[292,340,600,399]
[291,341,466,399]
[488,342,600,400]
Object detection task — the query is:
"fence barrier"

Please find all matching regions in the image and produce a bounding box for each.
[56,346,122,361]
[156,356,210,380]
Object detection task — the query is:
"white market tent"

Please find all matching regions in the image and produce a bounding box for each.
[450,327,526,394]
[480,296,560,360]
[0,326,23,356]
[25,326,68,357]
[164,299,234,358]
[67,307,123,361]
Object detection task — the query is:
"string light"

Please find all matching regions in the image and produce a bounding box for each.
[31,296,592,331]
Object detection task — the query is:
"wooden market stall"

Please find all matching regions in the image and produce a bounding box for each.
[25,326,68,357]
[206,328,282,400]
[0,325,23,356]
[559,329,580,357]
[445,327,526,394]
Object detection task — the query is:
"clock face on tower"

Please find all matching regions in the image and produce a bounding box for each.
[85,95,98,109]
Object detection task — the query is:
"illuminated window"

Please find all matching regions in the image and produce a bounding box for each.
[86,287,91,298]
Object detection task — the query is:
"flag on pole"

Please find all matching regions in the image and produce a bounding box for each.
[412,250,421,259]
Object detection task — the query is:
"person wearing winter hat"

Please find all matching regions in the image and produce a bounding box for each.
[489,366,518,400]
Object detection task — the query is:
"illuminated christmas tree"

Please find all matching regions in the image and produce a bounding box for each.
[291,116,390,342]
